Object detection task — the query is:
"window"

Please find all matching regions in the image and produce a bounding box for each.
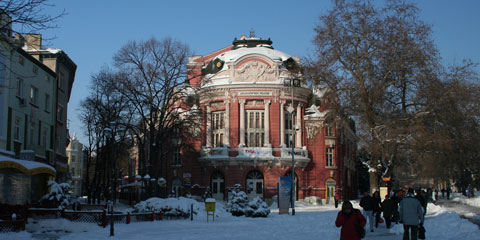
[212,111,225,147]
[57,72,64,90]
[41,127,47,146]
[30,122,35,145]
[33,66,38,73]
[284,111,296,148]
[44,94,50,112]
[173,147,181,165]
[71,155,76,163]
[57,105,64,122]
[71,167,75,176]
[18,56,24,65]
[16,78,23,97]
[246,110,265,147]
[30,86,38,105]
[326,125,334,137]
[326,147,334,167]
[14,117,21,140]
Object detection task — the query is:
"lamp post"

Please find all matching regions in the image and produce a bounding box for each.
[284,78,300,216]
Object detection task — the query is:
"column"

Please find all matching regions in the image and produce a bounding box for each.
[264,100,271,147]
[296,103,302,148]
[224,100,230,147]
[239,99,245,147]
[280,100,285,147]
[206,104,211,148]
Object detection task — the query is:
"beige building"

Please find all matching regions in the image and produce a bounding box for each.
[0,24,57,204]
[23,34,77,182]
[67,135,84,195]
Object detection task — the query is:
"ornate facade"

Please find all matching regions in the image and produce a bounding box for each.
[171,36,358,204]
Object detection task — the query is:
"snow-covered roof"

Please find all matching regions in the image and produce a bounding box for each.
[22,45,63,54]
[216,46,291,63]
[0,155,56,176]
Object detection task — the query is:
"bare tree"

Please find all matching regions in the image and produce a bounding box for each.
[112,37,196,182]
[306,0,441,188]
[79,68,133,203]
[0,0,65,35]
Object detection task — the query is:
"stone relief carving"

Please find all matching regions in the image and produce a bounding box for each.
[235,61,275,82]
[305,121,324,139]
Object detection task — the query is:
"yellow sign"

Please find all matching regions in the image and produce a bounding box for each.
[326,178,336,185]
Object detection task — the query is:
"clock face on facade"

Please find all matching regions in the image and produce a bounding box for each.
[216,61,222,68]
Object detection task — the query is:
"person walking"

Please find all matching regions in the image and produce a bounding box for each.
[434,188,439,201]
[373,191,382,228]
[381,195,396,229]
[415,189,427,216]
[360,192,375,232]
[446,188,451,200]
[335,190,340,208]
[335,201,367,240]
[399,188,425,240]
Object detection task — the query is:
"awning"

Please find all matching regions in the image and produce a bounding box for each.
[0,155,56,176]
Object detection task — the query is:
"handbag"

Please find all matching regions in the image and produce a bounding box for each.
[418,224,426,239]
[355,211,366,239]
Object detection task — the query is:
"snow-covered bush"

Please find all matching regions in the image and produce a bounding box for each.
[133,197,199,218]
[245,197,270,218]
[40,181,70,209]
[226,184,249,216]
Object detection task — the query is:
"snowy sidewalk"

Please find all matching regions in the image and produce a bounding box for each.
[2,200,480,240]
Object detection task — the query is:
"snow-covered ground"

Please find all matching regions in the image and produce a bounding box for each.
[451,191,480,208]
[1,199,479,240]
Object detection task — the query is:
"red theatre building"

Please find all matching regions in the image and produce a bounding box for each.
[177,35,357,204]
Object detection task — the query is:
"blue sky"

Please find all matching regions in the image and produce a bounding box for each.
[38,0,480,145]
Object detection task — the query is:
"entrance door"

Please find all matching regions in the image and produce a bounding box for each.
[211,172,225,201]
[246,171,264,200]
[326,185,335,204]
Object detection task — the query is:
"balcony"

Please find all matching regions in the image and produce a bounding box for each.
[198,146,310,169]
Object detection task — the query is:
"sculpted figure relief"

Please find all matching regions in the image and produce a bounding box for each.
[235,61,275,82]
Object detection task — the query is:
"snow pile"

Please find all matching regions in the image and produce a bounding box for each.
[245,197,270,218]
[133,197,230,219]
[133,197,198,218]
[40,181,70,209]
[451,191,480,208]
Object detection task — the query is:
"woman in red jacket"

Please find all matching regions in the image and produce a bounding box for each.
[335,201,367,240]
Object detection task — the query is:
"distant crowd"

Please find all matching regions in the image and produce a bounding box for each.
[335,187,446,240]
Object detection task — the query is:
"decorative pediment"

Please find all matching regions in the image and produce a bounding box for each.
[235,61,275,82]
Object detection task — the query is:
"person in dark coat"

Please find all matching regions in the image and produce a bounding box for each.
[381,195,396,228]
[399,188,425,240]
[415,189,427,216]
[336,201,367,240]
[335,190,340,208]
[360,192,375,232]
[373,191,382,228]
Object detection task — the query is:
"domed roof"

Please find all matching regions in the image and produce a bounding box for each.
[216,46,292,63]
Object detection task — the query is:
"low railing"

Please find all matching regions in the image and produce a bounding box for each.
[0,219,25,232]
[27,208,164,227]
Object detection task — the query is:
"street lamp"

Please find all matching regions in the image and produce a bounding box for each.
[284,78,300,216]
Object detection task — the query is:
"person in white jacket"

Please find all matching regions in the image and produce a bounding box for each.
[399,188,425,240]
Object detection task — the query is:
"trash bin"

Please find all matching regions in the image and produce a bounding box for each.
[205,198,216,221]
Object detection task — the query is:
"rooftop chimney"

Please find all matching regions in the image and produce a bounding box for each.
[25,34,42,50]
